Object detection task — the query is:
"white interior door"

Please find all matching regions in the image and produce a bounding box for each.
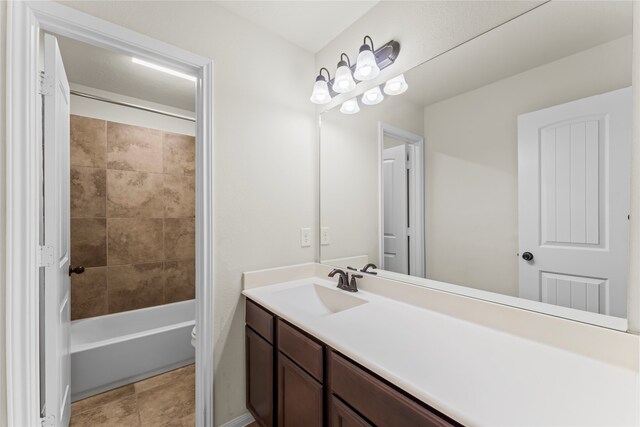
[42,33,72,427]
[382,144,409,274]
[518,87,631,318]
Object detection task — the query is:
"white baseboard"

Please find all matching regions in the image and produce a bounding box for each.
[219,413,255,427]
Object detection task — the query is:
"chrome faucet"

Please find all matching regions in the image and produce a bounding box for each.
[328,269,360,292]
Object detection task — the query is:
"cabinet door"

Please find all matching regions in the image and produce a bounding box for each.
[331,396,371,427]
[278,353,323,427]
[246,326,274,427]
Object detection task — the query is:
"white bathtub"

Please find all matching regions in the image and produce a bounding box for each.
[70,299,195,401]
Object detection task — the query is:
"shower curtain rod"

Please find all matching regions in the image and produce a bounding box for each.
[70,89,196,123]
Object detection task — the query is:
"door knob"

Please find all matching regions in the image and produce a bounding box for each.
[69,266,85,276]
[521,252,534,262]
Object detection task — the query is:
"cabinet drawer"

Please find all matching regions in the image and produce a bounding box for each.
[246,299,274,344]
[330,395,371,427]
[277,320,323,382]
[329,351,455,427]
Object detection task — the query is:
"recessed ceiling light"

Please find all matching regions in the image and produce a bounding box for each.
[132,57,196,83]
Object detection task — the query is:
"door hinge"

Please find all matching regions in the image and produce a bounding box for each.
[39,245,55,267]
[40,415,55,427]
[39,72,53,96]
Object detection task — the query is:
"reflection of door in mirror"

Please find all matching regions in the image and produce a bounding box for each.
[319,1,633,326]
[380,124,425,277]
[518,87,631,318]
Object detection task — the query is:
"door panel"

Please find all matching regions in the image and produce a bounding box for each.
[382,144,408,274]
[541,119,603,246]
[518,87,631,318]
[43,33,71,427]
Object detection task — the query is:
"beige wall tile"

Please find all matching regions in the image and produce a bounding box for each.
[107,263,164,313]
[164,133,195,176]
[71,166,106,218]
[164,218,195,260]
[71,267,108,320]
[107,122,163,173]
[70,115,106,168]
[164,175,195,218]
[106,170,163,218]
[164,260,195,303]
[71,218,107,267]
[108,218,164,265]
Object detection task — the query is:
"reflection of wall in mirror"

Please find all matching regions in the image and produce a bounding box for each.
[424,35,631,296]
[320,96,424,266]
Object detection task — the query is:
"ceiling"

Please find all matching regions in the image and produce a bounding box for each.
[55,35,196,112]
[216,1,379,53]
[403,0,632,108]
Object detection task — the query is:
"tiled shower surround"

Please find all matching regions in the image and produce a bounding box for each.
[70,115,195,320]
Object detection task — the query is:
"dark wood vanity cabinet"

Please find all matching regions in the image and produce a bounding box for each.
[246,299,276,427]
[330,396,372,427]
[278,353,323,427]
[245,298,460,427]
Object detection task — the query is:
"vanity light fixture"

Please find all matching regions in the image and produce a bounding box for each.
[310,67,332,105]
[361,86,384,106]
[340,98,360,114]
[131,57,196,82]
[354,36,381,81]
[332,53,357,94]
[310,37,400,104]
[383,74,408,96]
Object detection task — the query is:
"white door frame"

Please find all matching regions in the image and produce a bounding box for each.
[6,2,215,426]
[378,122,426,278]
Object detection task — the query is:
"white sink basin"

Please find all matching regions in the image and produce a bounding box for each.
[270,283,368,316]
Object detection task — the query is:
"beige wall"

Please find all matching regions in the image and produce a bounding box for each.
[315,1,543,112]
[69,84,196,136]
[320,97,424,265]
[424,36,632,296]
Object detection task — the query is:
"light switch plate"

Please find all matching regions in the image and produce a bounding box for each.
[321,227,330,245]
[300,228,311,247]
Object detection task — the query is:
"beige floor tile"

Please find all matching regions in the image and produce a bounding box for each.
[71,384,135,416]
[70,365,194,427]
[70,394,140,427]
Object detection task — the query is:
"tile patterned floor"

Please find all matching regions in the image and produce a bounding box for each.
[70,364,195,427]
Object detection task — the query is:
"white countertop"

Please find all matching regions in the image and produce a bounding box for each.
[243,277,639,427]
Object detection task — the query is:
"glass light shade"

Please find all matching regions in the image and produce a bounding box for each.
[340,98,360,115]
[309,79,331,105]
[354,48,380,81]
[332,63,356,93]
[362,86,384,106]
[383,74,408,96]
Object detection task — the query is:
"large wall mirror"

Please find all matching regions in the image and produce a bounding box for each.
[319,1,633,329]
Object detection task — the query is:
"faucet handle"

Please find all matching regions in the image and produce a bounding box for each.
[347,274,363,292]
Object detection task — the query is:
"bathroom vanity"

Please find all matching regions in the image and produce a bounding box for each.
[243,264,638,427]
[245,298,457,427]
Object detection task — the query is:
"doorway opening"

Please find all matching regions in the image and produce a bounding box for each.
[6,3,214,426]
[379,123,426,277]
